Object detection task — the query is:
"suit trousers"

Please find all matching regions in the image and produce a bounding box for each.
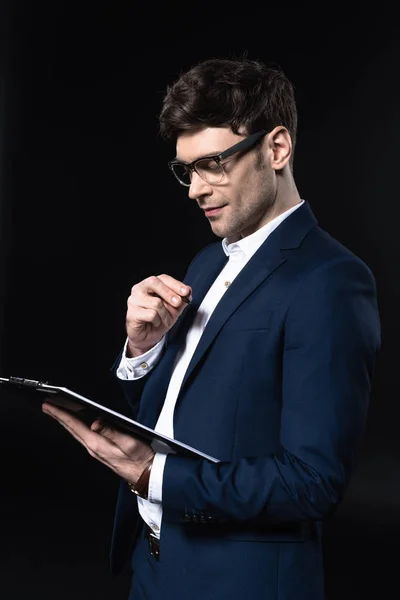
[129,523,162,600]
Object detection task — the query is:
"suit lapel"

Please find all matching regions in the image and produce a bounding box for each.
[179,201,318,394]
[180,241,285,391]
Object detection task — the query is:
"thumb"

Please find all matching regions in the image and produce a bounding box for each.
[91,419,114,440]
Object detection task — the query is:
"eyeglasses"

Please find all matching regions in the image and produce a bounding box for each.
[168,129,268,187]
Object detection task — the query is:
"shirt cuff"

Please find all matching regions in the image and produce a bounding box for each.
[116,337,165,380]
[147,453,167,503]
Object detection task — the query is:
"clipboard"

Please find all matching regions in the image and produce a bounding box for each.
[0,376,219,463]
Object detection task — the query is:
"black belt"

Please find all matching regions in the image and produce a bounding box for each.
[145,525,160,560]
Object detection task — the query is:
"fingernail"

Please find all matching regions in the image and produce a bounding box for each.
[180,286,187,294]
[171,296,179,304]
[91,421,104,433]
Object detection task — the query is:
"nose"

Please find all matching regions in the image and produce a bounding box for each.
[188,171,213,200]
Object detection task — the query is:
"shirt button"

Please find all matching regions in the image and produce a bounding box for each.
[140,362,149,369]
[224,281,231,288]
[152,524,159,532]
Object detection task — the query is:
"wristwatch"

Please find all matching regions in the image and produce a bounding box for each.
[127,457,154,500]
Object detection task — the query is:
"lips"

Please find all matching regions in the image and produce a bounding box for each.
[203,204,227,216]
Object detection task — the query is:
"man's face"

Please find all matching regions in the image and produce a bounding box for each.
[175,127,278,242]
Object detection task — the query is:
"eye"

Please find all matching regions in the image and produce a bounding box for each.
[196,158,220,171]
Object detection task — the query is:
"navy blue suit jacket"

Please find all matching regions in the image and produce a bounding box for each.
[110,202,380,599]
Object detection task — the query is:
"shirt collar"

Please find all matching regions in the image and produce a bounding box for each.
[222,200,305,259]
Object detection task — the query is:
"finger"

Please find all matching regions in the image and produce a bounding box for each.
[79,427,146,478]
[91,420,150,457]
[157,274,192,303]
[142,275,191,308]
[91,419,117,440]
[130,295,178,329]
[42,402,92,435]
[91,418,105,433]
[42,405,148,483]
[43,405,127,462]
[42,402,78,423]
[127,302,165,329]
[42,403,92,446]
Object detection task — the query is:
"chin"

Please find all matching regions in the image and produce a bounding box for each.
[211,228,228,239]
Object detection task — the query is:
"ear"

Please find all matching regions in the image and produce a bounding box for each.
[267,126,292,171]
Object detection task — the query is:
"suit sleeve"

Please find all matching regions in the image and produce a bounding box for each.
[161,256,381,524]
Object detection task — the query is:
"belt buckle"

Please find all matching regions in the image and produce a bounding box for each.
[147,529,160,561]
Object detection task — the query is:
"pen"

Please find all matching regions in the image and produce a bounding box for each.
[150,278,191,305]
[151,291,191,305]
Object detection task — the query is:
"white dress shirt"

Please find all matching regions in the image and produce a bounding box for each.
[116,201,304,538]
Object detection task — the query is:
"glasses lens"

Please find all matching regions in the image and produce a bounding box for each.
[195,158,224,184]
[171,163,191,186]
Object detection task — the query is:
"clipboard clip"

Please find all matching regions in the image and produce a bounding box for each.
[9,377,48,388]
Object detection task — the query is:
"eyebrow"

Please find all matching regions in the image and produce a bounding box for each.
[174,150,223,164]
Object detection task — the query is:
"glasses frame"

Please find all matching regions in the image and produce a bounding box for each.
[168,129,268,187]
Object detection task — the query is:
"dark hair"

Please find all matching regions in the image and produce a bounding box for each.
[159,56,298,158]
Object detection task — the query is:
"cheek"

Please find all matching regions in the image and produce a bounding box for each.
[253,169,275,201]
[240,175,266,207]
[223,164,273,214]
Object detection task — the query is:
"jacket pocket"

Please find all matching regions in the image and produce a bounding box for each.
[224,522,312,543]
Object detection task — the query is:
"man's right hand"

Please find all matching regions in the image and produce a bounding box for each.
[125,274,192,357]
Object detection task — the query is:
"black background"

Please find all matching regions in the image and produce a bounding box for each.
[0,1,399,598]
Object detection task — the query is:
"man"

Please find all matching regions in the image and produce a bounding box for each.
[42,56,381,599]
